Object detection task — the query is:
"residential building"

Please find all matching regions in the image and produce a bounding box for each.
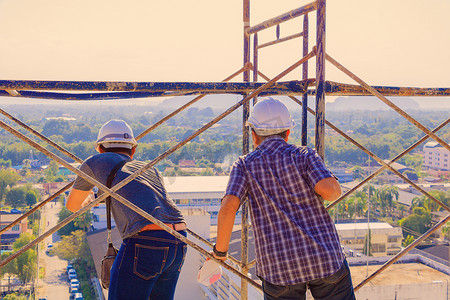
[0,212,29,251]
[423,142,450,171]
[335,221,403,257]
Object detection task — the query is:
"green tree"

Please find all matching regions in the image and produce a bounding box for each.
[377,185,399,218]
[0,169,21,200]
[2,293,28,300]
[0,252,18,278]
[57,207,91,236]
[12,232,37,283]
[403,235,415,247]
[5,186,27,208]
[398,207,432,235]
[25,190,38,207]
[54,230,91,261]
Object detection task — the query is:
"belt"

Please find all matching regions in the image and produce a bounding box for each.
[139,222,186,232]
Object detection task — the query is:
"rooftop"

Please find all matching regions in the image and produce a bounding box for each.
[163,176,229,193]
[335,222,394,231]
[350,263,450,286]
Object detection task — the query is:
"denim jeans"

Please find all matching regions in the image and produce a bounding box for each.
[108,229,187,300]
[261,259,356,300]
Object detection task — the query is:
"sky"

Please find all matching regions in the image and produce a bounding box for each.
[0,0,449,94]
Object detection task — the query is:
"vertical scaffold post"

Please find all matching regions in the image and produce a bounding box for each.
[241,0,250,299]
[301,13,309,147]
[315,0,326,158]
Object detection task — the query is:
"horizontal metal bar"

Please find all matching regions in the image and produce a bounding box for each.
[0,90,167,100]
[354,213,450,291]
[324,81,450,96]
[257,32,304,50]
[246,2,317,35]
[326,53,450,153]
[0,80,310,94]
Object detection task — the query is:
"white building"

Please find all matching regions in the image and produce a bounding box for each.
[90,176,235,230]
[335,221,403,257]
[423,141,450,171]
[163,176,240,225]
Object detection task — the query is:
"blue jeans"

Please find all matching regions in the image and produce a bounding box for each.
[108,230,187,300]
[261,259,356,300]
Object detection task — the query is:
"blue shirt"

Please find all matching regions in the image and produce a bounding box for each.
[225,136,344,285]
[73,153,184,239]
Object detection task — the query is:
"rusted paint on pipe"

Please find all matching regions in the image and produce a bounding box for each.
[354,214,450,291]
[242,1,251,296]
[0,81,310,95]
[326,53,450,152]
[324,81,450,96]
[257,32,304,50]
[246,2,317,35]
[315,0,326,159]
[301,13,309,146]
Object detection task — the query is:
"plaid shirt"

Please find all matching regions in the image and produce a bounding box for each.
[225,136,345,285]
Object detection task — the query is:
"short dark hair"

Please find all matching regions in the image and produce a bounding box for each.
[251,128,288,140]
[99,145,133,156]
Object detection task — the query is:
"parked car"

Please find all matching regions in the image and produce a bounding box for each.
[68,268,77,281]
[71,293,83,300]
[70,279,80,292]
[45,244,53,255]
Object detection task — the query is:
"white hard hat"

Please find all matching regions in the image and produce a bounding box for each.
[96,119,137,150]
[246,98,294,136]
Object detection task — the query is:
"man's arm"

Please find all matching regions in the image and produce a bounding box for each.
[214,194,241,261]
[66,188,92,213]
[314,177,342,202]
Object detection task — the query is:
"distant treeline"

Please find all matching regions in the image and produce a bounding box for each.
[0,107,448,168]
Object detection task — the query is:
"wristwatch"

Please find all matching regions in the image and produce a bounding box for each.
[213,244,228,258]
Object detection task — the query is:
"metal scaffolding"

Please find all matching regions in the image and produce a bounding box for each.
[0,0,449,299]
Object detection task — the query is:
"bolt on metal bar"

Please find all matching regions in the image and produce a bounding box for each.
[325,53,450,152]
[0,119,264,291]
[135,65,250,141]
[354,213,450,291]
[328,119,449,210]
[257,32,304,50]
[246,1,317,35]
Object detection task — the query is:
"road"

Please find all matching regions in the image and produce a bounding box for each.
[36,202,70,300]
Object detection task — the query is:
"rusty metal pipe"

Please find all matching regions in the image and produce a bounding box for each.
[246,2,317,35]
[257,32,304,50]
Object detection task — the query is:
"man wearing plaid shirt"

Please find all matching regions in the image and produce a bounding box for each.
[213,98,355,300]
